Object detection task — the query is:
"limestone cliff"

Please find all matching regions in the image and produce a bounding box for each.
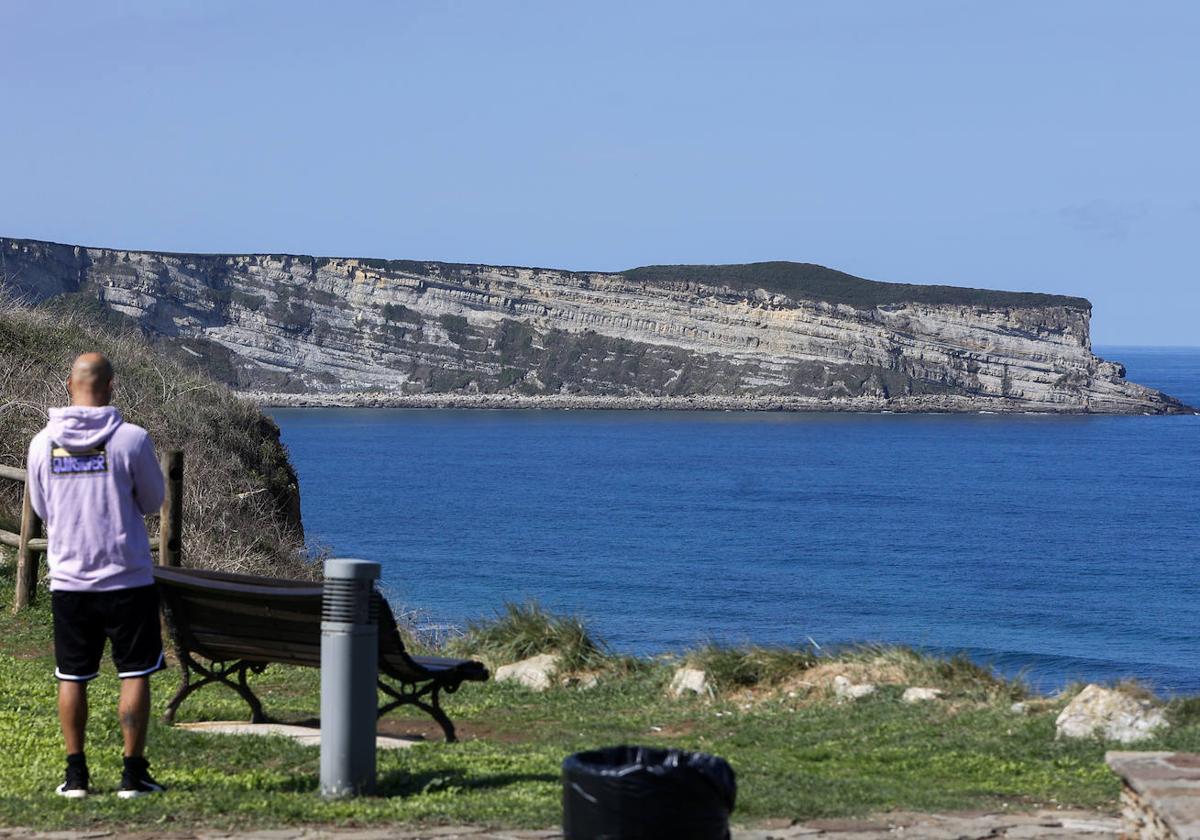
[0,236,1190,414]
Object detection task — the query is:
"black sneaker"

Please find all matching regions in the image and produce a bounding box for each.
[117,756,165,799]
[56,761,89,799]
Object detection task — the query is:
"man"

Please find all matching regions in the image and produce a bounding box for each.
[26,352,167,799]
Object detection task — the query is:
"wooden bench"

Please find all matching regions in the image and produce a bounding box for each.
[153,566,488,742]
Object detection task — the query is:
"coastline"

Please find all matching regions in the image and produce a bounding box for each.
[237,390,1196,415]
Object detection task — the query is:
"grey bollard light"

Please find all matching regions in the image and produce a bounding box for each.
[320,558,381,799]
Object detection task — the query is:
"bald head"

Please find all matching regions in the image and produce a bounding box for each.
[67,352,114,407]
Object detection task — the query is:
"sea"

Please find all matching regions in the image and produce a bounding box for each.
[269,347,1200,695]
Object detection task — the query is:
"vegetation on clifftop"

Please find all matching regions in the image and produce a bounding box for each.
[622,262,1093,310]
[0,291,312,577]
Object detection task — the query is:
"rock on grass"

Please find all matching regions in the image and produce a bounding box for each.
[669,667,710,698]
[495,653,561,692]
[1055,684,1168,743]
[833,675,877,700]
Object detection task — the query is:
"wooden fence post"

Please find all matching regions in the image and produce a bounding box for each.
[13,482,43,613]
[159,450,183,568]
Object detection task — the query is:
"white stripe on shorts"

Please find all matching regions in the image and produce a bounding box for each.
[55,668,100,682]
[118,650,165,679]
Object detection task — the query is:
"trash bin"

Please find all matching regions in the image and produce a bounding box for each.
[562,745,736,840]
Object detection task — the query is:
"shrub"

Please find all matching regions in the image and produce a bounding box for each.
[380,303,421,325]
[268,299,313,331]
[231,290,266,311]
[438,313,469,335]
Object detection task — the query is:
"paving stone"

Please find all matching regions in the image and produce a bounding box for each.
[751,819,797,830]
[378,830,490,839]
[177,721,418,750]
[1057,817,1121,834]
[1006,826,1071,839]
[1108,750,1200,838]
[797,818,893,832]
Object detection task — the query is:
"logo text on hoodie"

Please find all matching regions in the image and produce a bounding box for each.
[50,445,109,477]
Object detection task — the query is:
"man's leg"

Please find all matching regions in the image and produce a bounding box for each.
[116,673,165,797]
[51,583,100,772]
[109,585,166,796]
[55,679,92,796]
[118,676,150,758]
[58,679,88,755]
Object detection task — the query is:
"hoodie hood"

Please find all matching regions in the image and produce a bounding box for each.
[47,406,124,450]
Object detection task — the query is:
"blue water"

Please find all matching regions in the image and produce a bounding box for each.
[270,347,1200,694]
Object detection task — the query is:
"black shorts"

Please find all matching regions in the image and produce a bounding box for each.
[51,584,166,682]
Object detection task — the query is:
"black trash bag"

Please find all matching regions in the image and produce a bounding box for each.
[562,745,736,840]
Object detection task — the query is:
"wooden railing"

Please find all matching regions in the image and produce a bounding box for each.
[0,450,183,612]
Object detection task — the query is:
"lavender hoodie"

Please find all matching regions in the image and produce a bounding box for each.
[26,406,165,592]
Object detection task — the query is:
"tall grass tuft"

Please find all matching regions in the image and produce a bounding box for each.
[1168,696,1200,726]
[447,600,608,671]
[685,643,819,691]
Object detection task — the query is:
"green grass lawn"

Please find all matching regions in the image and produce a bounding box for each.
[2,568,1198,832]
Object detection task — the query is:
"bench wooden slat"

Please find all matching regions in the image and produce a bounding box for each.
[182,622,317,641]
[154,565,322,588]
[187,627,319,648]
[178,599,322,625]
[194,645,317,663]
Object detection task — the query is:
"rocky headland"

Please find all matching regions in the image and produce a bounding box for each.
[1,236,1191,414]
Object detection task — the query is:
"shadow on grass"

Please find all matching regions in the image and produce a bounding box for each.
[224,769,560,798]
[286,716,429,742]
[377,768,559,798]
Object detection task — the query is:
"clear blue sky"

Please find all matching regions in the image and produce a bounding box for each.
[3,2,1197,344]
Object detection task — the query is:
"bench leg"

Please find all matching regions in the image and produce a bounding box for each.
[162,655,193,724]
[377,680,458,743]
[235,665,269,724]
[420,687,457,744]
[162,652,269,724]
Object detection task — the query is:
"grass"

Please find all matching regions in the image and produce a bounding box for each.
[3,571,1199,832]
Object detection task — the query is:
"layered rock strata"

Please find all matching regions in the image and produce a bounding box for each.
[1,237,1190,414]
